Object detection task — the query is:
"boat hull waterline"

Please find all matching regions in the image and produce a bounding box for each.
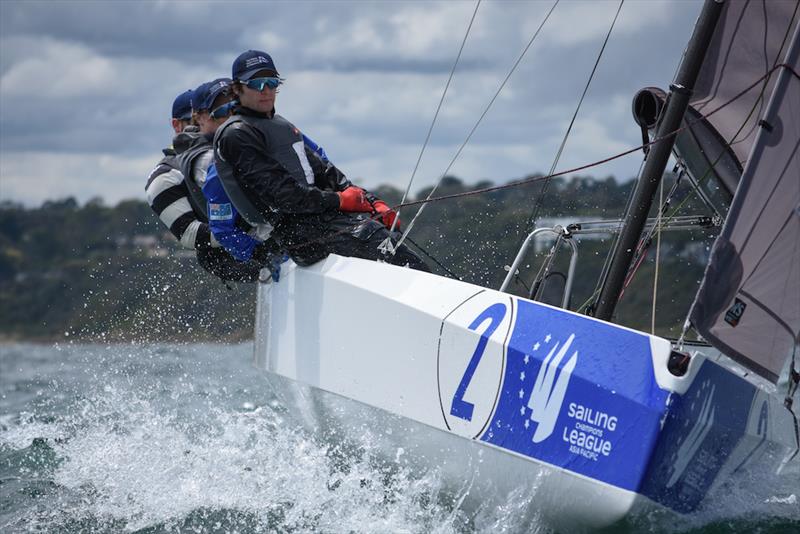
[253,255,796,528]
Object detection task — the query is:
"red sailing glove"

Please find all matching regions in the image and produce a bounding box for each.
[337,186,373,212]
[371,199,401,231]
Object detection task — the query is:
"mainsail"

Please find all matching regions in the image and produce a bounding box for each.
[690,3,800,383]
[690,0,799,168]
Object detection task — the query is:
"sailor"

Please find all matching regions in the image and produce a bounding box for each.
[145,89,220,254]
[180,78,281,282]
[213,50,429,271]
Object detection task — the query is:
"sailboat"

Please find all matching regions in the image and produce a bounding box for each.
[247,0,799,529]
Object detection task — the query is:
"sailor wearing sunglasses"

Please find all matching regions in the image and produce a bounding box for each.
[213,50,428,271]
[171,78,276,282]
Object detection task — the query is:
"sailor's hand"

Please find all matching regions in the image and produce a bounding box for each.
[337,186,373,212]
[371,200,401,231]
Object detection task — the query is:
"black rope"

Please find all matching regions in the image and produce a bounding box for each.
[406,236,462,280]
[784,345,800,463]
[287,63,800,255]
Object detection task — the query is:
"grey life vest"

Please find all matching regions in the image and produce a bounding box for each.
[176,133,213,223]
[145,149,179,190]
[213,113,314,226]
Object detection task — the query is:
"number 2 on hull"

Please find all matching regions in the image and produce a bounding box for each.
[450,303,507,421]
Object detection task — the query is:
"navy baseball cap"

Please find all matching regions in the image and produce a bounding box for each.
[191,78,232,112]
[232,50,279,81]
[171,89,193,120]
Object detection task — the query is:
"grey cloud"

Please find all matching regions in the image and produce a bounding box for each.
[0,0,703,206]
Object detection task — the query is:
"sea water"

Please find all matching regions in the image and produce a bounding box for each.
[1,343,798,533]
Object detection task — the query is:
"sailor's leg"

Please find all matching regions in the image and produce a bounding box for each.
[322,213,430,272]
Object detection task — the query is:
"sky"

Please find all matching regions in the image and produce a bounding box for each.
[0,0,703,207]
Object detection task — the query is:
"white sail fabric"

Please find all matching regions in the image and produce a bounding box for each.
[690,0,799,169]
[691,16,800,383]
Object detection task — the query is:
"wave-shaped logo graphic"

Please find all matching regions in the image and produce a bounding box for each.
[527,334,578,443]
[667,383,716,488]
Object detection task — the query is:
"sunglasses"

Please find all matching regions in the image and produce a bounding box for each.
[209,101,237,119]
[243,77,283,92]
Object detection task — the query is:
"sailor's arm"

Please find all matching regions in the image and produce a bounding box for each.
[145,166,216,250]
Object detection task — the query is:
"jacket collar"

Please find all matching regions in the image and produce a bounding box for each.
[236,105,275,119]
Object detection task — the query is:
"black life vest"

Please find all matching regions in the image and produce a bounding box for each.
[213,112,314,226]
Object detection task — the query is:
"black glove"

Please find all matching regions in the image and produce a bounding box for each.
[196,247,261,283]
[251,238,281,265]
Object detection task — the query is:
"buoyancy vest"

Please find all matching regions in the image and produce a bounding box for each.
[214,112,315,226]
[176,132,213,223]
[145,148,180,190]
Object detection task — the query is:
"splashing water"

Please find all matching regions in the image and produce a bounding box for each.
[0,343,547,533]
[1,343,797,533]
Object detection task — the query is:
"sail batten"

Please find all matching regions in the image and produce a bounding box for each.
[690,7,800,383]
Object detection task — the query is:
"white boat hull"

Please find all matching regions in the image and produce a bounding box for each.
[254,255,797,529]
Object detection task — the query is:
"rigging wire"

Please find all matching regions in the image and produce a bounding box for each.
[581,157,646,313]
[388,0,483,235]
[593,4,798,310]
[406,236,462,280]
[287,63,800,256]
[523,0,625,238]
[620,13,797,308]
[386,0,560,254]
[663,3,798,227]
[520,0,625,295]
[651,178,663,334]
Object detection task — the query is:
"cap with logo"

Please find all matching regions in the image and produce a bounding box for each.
[171,89,194,120]
[191,78,232,112]
[232,50,279,81]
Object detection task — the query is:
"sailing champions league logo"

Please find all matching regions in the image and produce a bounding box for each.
[526,334,578,442]
[667,382,716,488]
[441,297,667,490]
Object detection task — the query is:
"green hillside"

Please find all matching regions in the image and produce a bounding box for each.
[0,175,716,342]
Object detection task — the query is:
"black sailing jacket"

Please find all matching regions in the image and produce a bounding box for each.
[214,106,350,225]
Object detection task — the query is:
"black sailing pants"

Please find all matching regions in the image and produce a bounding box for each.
[276,212,431,272]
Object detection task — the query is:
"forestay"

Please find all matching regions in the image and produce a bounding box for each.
[690,15,800,383]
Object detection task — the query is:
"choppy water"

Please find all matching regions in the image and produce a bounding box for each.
[1,343,798,533]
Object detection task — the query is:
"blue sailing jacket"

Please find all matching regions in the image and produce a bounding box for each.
[203,162,258,261]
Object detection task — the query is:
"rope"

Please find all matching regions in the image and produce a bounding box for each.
[664,3,798,226]
[286,63,800,256]
[388,0,482,235]
[784,345,800,464]
[524,0,625,237]
[618,166,685,301]
[593,42,793,303]
[651,178,663,334]
[388,0,560,254]
[405,236,462,280]
[581,158,645,311]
